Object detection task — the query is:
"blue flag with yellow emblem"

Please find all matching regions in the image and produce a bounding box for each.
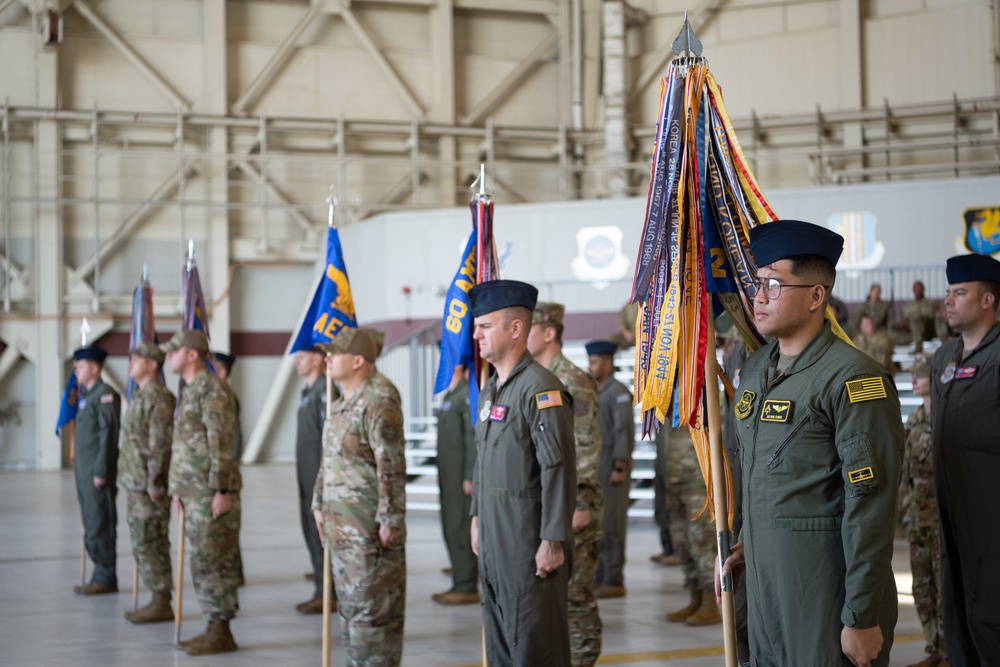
[55,372,79,436]
[434,227,478,393]
[290,226,358,353]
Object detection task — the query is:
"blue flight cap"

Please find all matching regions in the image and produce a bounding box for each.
[212,351,236,369]
[73,346,108,363]
[585,340,618,357]
[469,279,539,318]
[748,220,844,267]
[946,254,1000,285]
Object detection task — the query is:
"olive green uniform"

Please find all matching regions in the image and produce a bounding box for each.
[222,383,245,584]
[902,297,940,352]
[931,321,1000,664]
[119,381,176,594]
[472,350,576,667]
[435,378,478,594]
[74,380,122,587]
[853,299,893,332]
[168,370,241,620]
[548,352,603,667]
[736,321,903,666]
[297,377,337,600]
[594,376,633,589]
[854,330,895,371]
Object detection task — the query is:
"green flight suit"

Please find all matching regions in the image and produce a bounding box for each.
[297,377,337,600]
[472,350,576,667]
[436,378,478,594]
[594,376,634,588]
[931,321,1000,664]
[74,379,121,587]
[736,321,903,666]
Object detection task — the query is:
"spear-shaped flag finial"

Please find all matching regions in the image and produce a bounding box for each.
[671,10,703,58]
[186,239,195,271]
[80,318,91,347]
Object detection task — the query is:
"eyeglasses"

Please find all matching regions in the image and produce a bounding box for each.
[753,277,830,300]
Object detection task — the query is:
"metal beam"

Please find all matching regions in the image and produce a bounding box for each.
[71,163,198,283]
[234,159,320,236]
[0,0,19,18]
[461,31,560,125]
[339,8,425,117]
[71,0,190,112]
[628,0,725,105]
[454,0,556,15]
[0,345,21,388]
[377,168,429,205]
[242,266,325,464]
[231,2,325,115]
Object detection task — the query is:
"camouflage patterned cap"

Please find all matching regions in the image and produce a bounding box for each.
[317,327,377,363]
[160,329,209,354]
[909,353,932,377]
[130,342,165,364]
[361,328,386,358]
[532,302,566,327]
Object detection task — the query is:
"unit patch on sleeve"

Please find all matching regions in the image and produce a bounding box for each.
[848,467,875,484]
[760,400,792,423]
[734,390,755,420]
[535,391,563,410]
[845,377,887,403]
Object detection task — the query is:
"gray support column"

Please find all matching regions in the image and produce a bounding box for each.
[431,0,457,206]
[35,39,64,471]
[602,0,629,198]
[840,0,865,170]
[204,0,230,345]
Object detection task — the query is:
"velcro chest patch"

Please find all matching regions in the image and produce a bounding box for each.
[760,400,791,422]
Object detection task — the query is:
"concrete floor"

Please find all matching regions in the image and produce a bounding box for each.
[0,465,931,666]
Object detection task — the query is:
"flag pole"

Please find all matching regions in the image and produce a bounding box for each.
[475,163,490,667]
[321,179,335,667]
[704,315,738,666]
[174,506,185,646]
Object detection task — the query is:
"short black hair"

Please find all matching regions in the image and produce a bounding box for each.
[787,254,836,306]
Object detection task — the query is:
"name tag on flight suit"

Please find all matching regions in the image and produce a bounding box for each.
[760,400,792,422]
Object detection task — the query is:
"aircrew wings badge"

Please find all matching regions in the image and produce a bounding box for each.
[845,377,887,403]
[734,390,755,420]
[535,391,563,410]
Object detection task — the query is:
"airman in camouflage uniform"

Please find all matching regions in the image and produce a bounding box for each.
[70,345,122,595]
[120,342,176,623]
[853,283,893,333]
[312,328,406,667]
[529,302,603,667]
[163,329,240,655]
[902,281,940,353]
[855,315,896,372]
[902,355,946,667]
[663,426,720,626]
[213,351,245,587]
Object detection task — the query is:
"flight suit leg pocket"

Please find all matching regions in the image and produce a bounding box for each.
[839,433,879,498]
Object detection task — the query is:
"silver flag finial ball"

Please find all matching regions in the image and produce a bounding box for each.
[326,184,337,228]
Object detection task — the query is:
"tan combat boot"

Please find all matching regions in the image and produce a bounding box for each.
[184,617,238,655]
[124,592,174,624]
[685,593,722,626]
[666,590,702,623]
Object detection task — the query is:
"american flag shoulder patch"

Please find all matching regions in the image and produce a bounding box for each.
[535,391,563,410]
[845,377,887,403]
[100,394,114,404]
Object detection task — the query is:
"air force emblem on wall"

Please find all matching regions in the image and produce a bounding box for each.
[962,207,1000,256]
[571,226,630,285]
[826,211,885,270]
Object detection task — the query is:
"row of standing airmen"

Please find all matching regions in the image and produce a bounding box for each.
[69,220,1000,667]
